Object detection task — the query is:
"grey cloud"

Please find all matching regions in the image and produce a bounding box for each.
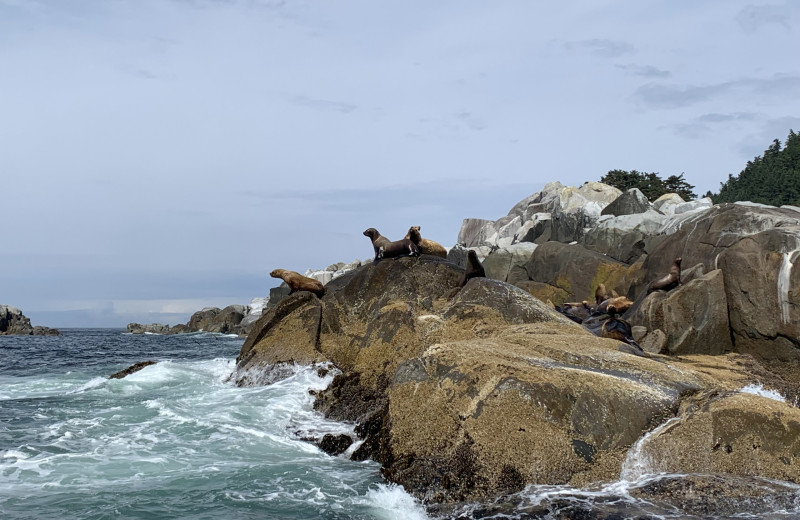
[736,3,794,32]
[635,75,800,109]
[291,95,357,113]
[615,63,670,78]
[574,39,636,58]
[455,112,487,131]
[695,112,757,123]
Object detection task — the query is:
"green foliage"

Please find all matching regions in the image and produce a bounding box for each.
[712,130,800,206]
[600,170,697,202]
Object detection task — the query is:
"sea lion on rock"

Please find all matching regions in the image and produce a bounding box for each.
[595,283,609,305]
[601,318,644,352]
[593,296,633,316]
[270,269,325,297]
[647,257,682,294]
[405,226,448,258]
[377,238,419,260]
[461,249,485,287]
[363,228,392,262]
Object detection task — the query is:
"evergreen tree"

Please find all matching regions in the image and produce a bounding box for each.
[712,130,800,206]
[599,170,696,201]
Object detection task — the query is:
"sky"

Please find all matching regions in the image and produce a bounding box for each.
[1,0,799,328]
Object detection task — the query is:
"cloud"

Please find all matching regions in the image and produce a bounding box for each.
[736,3,796,32]
[635,75,800,109]
[454,111,487,131]
[571,39,636,58]
[672,112,759,139]
[615,63,670,78]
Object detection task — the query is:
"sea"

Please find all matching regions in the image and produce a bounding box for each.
[2,329,800,520]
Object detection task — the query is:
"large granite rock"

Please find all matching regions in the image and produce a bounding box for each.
[627,203,800,370]
[0,305,59,336]
[601,188,652,216]
[629,269,733,356]
[231,256,798,504]
[521,241,635,305]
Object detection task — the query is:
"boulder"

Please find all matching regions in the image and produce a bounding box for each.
[522,241,633,305]
[481,242,537,285]
[623,390,800,484]
[628,269,733,356]
[628,203,800,370]
[601,188,652,216]
[652,193,685,215]
[126,323,171,334]
[232,256,797,504]
[581,209,667,263]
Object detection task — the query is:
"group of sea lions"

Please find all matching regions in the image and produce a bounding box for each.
[269,226,473,298]
[554,257,684,352]
[269,226,683,354]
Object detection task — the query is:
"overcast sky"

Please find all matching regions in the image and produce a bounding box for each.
[2,0,799,328]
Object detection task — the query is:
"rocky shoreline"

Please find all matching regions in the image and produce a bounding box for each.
[0,305,60,336]
[225,181,800,509]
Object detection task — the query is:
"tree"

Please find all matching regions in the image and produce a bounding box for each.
[599,170,697,202]
[712,130,800,206]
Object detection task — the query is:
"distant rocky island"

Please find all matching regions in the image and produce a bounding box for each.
[0,305,60,336]
[222,180,800,509]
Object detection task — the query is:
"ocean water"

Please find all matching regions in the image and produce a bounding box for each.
[2,329,799,519]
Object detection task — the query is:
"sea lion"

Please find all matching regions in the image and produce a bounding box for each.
[595,283,609,305]
[363,228,392,262]
[601,317,643,351]
[647,257,682,294]
[593,296,633,316]
[405,226,448,258]
[377,238,419,260]
[461,249,485,287]
[270,269,325,297]
[558,301,594,324]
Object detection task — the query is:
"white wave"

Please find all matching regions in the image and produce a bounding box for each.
[740,383,786,403]
[362,484,430,520]
[66,376,107,394]
[620,416,682,481]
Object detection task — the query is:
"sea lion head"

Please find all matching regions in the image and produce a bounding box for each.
[363,228,379,239]
[269,269,284,279]
[408,226,422,243]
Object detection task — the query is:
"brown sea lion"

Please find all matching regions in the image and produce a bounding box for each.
[558,301,594,324]
[595,283,609,305]
[647,257,682,294]
[363,228,392,262]
[405,226,448,258]
[377,238,419,260]
[270,269,325,297]
[601,317,643,351]
[594,296,633,316]
[461,249,485,287]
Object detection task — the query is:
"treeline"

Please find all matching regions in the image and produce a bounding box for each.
[713,130,800,206]
[599,129,799,206]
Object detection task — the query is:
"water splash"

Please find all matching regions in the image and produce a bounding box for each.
[741,383,786,403]
[619,417,682,481]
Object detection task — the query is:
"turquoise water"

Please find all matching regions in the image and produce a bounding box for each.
[0,329,427,519]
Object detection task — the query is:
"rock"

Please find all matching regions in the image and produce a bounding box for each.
[109,360,157,379]
[628,203,800,370]
[522,241,633,305]
[629,474,800,518]
[239,297,268,330]
[581,209,668,263]
[457,218,495,247]
[628,269,733,356]
[674,196,713,214]
[0,305,59,335]
[652,193,685,215]
[481,242,537,285]
[625,390,800,484]
[126,323,171,334]
[601,188,652,216]
[233,256,793,504]
[317,433,354,456]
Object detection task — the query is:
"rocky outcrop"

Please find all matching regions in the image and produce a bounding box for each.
[109,360,157,379]
[0,305,59,335]
[231,257,798,504]
[127,304,253,335]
